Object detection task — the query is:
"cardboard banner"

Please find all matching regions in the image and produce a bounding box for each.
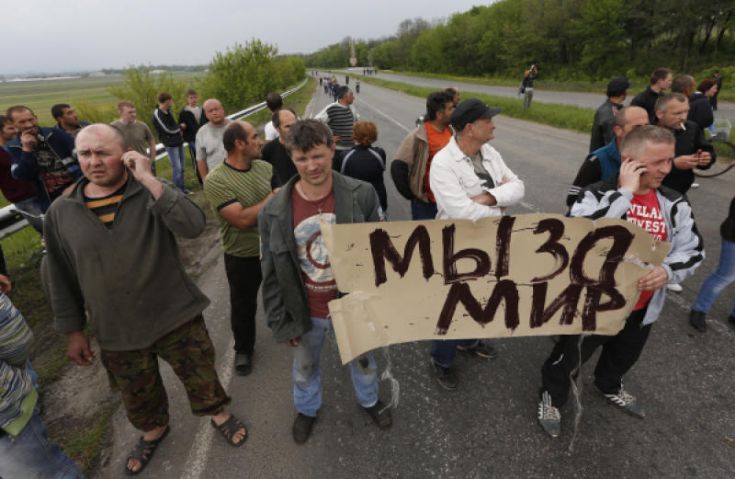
[322,214,669,364]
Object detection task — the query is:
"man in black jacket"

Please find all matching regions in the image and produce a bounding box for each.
[589,77,629,152]
[179,89,207,184]
[152,92,187,192]
[631,67,672,123]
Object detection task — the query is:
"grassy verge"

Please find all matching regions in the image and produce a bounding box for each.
[356,74,593,134]
[385,70,735,103]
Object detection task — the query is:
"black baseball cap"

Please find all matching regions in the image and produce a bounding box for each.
[450,99,501,131]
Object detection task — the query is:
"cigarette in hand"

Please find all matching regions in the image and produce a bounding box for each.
[680,122,686,131]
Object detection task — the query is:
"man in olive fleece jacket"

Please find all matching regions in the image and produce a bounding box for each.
[44,124,247,475]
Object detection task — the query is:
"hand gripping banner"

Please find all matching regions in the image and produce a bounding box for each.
[321,214,669,364]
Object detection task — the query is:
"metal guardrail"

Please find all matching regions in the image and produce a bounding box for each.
[0,78,309,240]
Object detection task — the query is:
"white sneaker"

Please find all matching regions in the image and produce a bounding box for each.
[667,283,683,293]
[690,183,700,189]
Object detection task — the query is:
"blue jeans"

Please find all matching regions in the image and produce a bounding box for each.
[292,317,378,417]
[411,199,437,220]
[431,339,480,368]
[0,408,84,478]
[693,239,735,316]
[165,145,186,191]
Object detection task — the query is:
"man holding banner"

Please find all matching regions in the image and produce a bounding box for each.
[259,120,392,445]
[538,125,704,438]
[428,99,525,390]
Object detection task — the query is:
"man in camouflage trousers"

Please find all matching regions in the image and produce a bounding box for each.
[44,124,247,476]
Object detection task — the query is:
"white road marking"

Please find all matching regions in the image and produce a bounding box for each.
[181,344,235,479]
[355,97,411,133]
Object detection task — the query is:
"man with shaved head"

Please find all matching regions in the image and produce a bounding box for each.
[261,108,298,185]
[195,98,231,180]
[44,124,248,475]
[204,120,273,375]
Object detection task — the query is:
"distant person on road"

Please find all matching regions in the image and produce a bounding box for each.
[264,92,284,142]
[520,64,538,110]
[340,120,388,211]
[355,79,360,94]
[428,99,525,390]
[261,108,298,186]
[179,89,207,184]
[689,195,735,332]
[392,91,455,220]
[151,92,187,192]
[0,292,84,478]
[631,67,673,123]
[568,106,649,207]
[51,103,88,138]
[44,124,247,475]
[537,126,704,438]
[259,119,391,445]
[0,115,42,232]
[203,121,274,376]
[110,101,158,174]
[195,99,231,181]
[6,105,81,212]
[314,85,358,160]
[589,77,630,152]
[710,70,723,111]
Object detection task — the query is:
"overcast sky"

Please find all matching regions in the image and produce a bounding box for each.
[4,0,484,75]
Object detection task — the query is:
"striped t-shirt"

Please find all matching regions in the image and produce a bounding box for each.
[84,183,126,228]
[318,102,356,149]
[203,160,273,257]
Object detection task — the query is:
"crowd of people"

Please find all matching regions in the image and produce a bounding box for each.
[0,65,731,476]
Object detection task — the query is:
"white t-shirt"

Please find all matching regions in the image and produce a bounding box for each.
[195,120,231,170]
[264,121,279,141]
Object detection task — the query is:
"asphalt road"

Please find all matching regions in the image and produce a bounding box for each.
[96,81,735,479]
[369,71,735,126]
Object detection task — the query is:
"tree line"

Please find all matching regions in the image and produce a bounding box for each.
[304,0,735,81]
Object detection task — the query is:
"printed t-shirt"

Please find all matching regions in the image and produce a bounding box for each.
[424,122,452,202]
[203,160,273,257]
[626,189,667,310]
[35,139,76,200]
[291,187,337,319]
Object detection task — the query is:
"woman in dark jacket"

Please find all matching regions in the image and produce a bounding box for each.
[688,79,717,131]
[689,196,735,331]
[340,120,388,212]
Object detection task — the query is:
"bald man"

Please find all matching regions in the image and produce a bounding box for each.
[196,99,232,179]
[44,124,248,474]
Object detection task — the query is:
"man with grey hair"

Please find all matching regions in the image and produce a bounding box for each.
[195,99,231,180]
[537,125,704,438]
[259,119,391,445]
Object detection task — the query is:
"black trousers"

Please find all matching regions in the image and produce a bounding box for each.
[223,254,262,354]
[541,308,652,407]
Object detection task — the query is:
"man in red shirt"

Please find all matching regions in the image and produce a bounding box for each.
[537,125,704,438]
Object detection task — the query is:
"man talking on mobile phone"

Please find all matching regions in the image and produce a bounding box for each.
[536,125,704,438]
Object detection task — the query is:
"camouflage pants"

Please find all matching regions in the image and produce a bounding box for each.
[100,317,230,432]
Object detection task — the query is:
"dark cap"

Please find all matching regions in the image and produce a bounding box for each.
[607,77,630,97]
[450,99,501,131]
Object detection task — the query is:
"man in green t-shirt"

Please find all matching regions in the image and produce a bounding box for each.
[203,120,274,375]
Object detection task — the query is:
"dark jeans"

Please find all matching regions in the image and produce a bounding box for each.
[410,199,437,220]
[541,308,652,407]
[431,339,480,368]
[224,254,262,354]
[187,141,203,185]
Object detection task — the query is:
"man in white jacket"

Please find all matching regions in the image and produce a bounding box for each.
[428,99,525,390]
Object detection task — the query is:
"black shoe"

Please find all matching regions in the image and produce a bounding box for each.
[363,400,392,429]
[431,361,458,391]
[457,341,498,359]
[729,316,735,328]
[234,353,252,376]
[292,413,317,444]
[689,310,707,333]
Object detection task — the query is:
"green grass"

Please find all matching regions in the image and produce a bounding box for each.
[356,74,593,134]
[0,72,202,125]
[384,69,735,103]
